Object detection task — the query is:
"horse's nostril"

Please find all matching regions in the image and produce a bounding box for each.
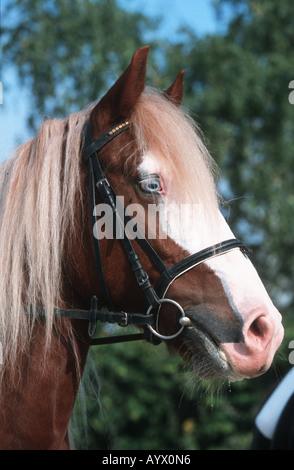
[247,315,274,348]
[250,318,264,336]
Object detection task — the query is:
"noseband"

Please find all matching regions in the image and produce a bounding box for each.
[34,120,250,346]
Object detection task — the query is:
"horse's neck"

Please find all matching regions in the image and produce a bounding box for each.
[0,169,93,449]
[0,318,90,450]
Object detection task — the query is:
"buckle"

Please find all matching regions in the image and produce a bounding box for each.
[138,272,149,287]
[96,177,111,189]
[118,312,128,327]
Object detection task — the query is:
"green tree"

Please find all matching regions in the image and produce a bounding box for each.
[164,0,294,447]
[165,0,294,308]
[3,0,157,128]
[3,0,294,450]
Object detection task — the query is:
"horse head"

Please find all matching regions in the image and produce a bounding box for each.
[0,45,285,450]
[72,46,283,381]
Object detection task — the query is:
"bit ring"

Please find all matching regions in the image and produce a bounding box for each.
[146,298,189,340]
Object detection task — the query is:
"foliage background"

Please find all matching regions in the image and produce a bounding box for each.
[2,0,294,450]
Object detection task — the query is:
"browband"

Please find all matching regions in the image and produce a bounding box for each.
[83,121,130,161]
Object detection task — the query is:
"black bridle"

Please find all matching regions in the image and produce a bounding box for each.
[38,120,250,346]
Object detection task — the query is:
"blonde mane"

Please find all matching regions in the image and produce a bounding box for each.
[0,87,219,380]
[131,87,219,209]
[0,106,92,375]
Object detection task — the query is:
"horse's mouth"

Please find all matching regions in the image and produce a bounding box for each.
[182,324,239,381]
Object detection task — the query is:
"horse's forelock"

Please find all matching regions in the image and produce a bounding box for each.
[132,88,219,211]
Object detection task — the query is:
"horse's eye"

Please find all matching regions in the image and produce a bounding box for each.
[138,175,161,195]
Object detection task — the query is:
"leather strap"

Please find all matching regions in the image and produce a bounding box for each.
[27,120,251,348]
[83,121,161,313]
[83,121,130,161]
[155,238,251,298]
[30,295,154,338]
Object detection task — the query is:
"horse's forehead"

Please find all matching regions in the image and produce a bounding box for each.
[138,151,163,176]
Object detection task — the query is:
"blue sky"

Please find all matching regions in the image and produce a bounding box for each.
[118,0,219,39]
[0,0,219,162]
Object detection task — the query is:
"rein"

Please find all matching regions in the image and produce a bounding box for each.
[29,120,250,346]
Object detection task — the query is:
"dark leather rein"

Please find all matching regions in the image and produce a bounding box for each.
[29,120,250,346]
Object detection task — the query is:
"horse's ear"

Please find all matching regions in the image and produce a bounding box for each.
[90,46,150,130]
[163,70,185,106]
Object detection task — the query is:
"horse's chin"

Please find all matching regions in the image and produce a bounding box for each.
[183,327,242,381]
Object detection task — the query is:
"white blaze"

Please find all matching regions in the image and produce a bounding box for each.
[139,152,283,349]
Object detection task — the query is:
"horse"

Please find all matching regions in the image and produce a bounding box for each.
[0,46,283,449]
